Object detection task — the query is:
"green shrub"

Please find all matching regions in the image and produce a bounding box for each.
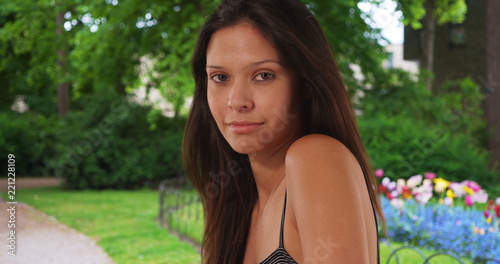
[360,69,488,146]
[357,68,498,188]
[359,114,496,187]
[45,93,186,189]
[0,111,59,177]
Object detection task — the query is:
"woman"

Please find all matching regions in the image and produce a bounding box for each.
[183,0,384,263]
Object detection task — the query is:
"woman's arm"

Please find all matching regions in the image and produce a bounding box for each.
[286,134,376,263]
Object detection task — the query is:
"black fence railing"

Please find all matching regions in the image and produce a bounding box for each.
[159,183,500,264]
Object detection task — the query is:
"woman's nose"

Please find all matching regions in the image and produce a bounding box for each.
[227,80,253,111]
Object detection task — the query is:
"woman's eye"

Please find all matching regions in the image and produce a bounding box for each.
[255,72,274,81]
[211,74,228,83]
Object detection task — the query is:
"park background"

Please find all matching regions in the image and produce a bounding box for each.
[0,0,499,263]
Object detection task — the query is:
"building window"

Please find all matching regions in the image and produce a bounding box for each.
[449,23,466,47]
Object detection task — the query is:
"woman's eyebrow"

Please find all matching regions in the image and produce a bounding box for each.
[206,59,281,70]
[249,59,281,67]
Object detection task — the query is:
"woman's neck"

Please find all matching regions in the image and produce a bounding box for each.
[248,141,290,212]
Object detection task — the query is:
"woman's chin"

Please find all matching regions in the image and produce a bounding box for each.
[225,137,262,156]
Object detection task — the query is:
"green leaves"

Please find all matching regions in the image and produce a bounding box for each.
[1,0,390,115]
[393,0,467,29]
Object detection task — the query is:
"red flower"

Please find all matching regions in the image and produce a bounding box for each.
[487,200,495,210]
[495,205,500,218]
[387,192,393,200]
[402,186,412,199]
[484,211,490,219]
[380,185,387,193]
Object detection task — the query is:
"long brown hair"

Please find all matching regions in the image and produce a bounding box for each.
[183,0,384,262]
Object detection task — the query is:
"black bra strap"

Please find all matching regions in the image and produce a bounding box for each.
[278,190,287,248]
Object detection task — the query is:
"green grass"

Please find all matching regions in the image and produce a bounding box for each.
[1,187,200,264]
[380,241,472,264]
[168,201,204,244]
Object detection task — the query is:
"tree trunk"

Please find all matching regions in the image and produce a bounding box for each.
[422,0,436,92]
[485,0,500,171]
[56,11,70,116]
[117,82,126,94]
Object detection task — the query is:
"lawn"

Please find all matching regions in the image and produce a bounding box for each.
[2,187,200,264]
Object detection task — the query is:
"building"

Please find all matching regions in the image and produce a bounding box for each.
[403,0,500,169]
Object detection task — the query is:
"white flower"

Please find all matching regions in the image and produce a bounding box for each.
[414,191,433,205]
[407,174,422,189]
[388,181,397,191]
[444,197,453,207]
[382,177,390,187]
[449,182,466,198]
[390,198,405,210]
[422,179,433,192]
[471,190,488,204]
[397,179,406,193]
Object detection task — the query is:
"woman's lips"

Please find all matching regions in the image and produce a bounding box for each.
[227,121,263,134]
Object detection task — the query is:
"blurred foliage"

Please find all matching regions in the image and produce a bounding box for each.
[358,69,496,187]
[0,0,496,190]
[0,0,385,114]
[44,92,186,189]
[391,0,467,29]
[0,111,60,176]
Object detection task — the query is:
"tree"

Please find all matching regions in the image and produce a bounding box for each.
[0,0,75,116]
[1,0,386,118]
[56,8,70,116]
[392,0,467,92]
[484,0,500,171]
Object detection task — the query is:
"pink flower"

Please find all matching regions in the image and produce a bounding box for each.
[466,181,481,192]
[496,197,500,206]
[465,196,473,207]
[424,172,436,179]
[375,169,384,178]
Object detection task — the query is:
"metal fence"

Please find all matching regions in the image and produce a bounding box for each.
[158,182,499,264]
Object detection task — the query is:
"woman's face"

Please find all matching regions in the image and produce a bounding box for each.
[206,22,304,156]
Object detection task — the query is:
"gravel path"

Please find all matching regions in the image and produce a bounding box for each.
[0,178,115,264]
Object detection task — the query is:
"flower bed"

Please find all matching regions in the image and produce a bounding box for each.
[376,169,500,262]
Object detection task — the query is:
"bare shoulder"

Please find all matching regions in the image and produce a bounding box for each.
[285,134,361,182]
[286,133,351,157]
[284,134,373,262]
